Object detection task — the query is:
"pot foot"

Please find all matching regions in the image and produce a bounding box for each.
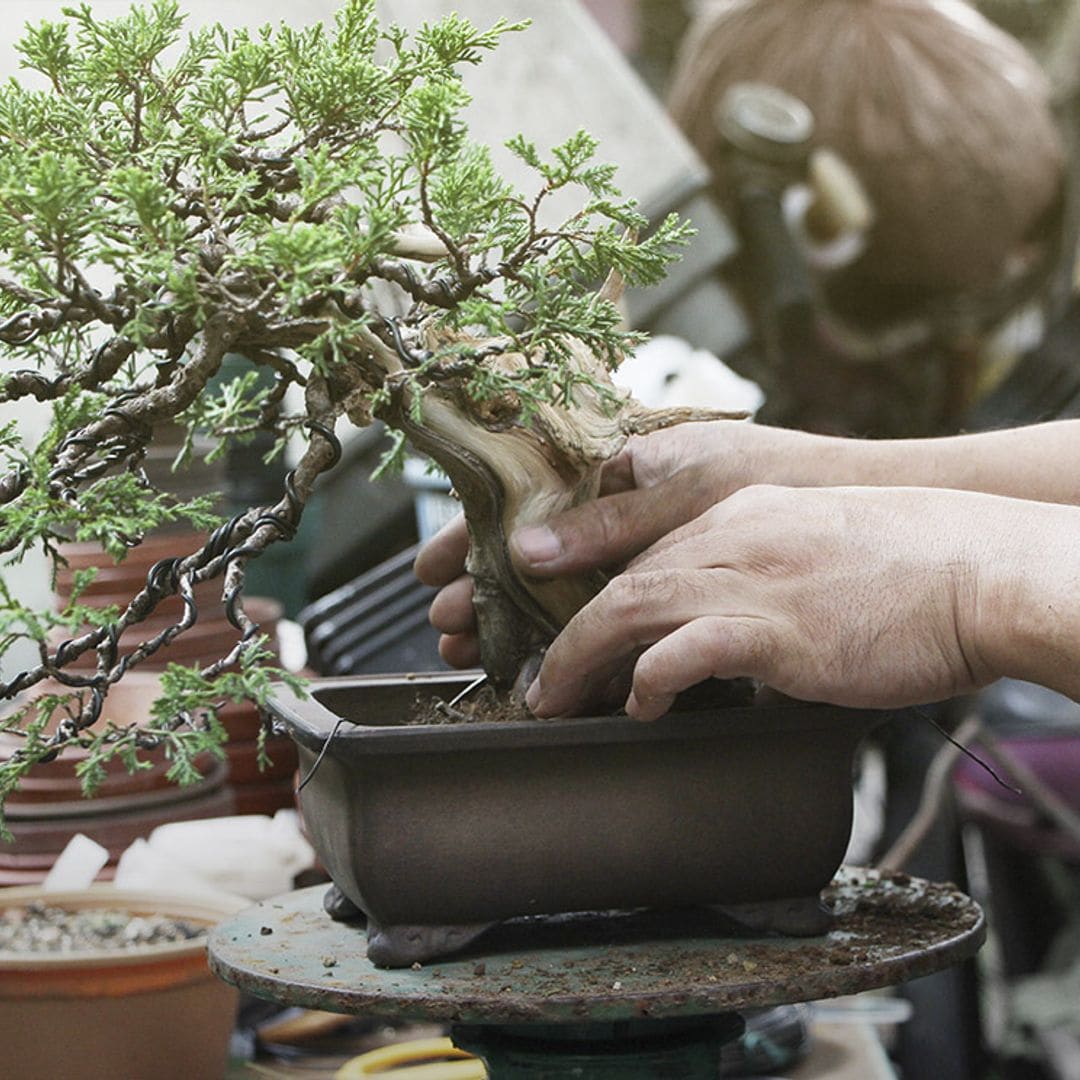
[715,895,833,936]
[365,919,495,968]
[323,884,365,923]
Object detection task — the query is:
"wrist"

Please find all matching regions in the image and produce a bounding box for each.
[742,426,976,492]
[745,425,869,489]
[969,501,1080,699]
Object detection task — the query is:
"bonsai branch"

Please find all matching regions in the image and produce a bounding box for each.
[1,415,342,765]
[367,256,493,309]
[48,312,243,487]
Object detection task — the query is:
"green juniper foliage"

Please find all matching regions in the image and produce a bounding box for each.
[0,0,690,828]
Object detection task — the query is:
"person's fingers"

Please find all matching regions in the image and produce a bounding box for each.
[626,616,777,721]
[526,655,633,719]
[438,632,482,669]
[427,574,476,635]
[526,569,727,716]
[414,514,469,587]
[511,472,716,577]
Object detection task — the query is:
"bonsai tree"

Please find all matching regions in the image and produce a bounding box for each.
[0,0,734,820]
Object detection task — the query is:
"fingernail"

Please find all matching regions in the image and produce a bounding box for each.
[626,691,666,722]
[512,525,562,566]
[525,677,541,713]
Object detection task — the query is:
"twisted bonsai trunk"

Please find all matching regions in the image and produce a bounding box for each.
[379,319,742,692]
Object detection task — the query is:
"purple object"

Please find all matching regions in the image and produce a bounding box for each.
[953,734,1080,858]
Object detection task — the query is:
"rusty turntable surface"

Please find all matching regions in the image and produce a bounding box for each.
[210,866,984,1021]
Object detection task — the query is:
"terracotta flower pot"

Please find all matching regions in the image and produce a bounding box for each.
[268,673,886,967]
[57,531,210,572]
[1,682,236,882]
[55,596,283,672]
[0,885,247,1080]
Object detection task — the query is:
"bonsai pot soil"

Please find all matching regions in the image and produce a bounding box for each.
[269,672,890,967]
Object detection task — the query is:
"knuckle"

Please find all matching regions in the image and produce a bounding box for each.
[724,483,783,513]
[440,632,480,669]
[591,495,632,554]
[428,595,454,633]
[414,514,468,586]
[427,576,475,633]
[729,619,779,676]
[601,569,667,618]
[708,485,790,540]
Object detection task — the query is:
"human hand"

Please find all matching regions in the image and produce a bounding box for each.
[413,513,479,667]
[524,484,1049,720]
[413,420,769,667]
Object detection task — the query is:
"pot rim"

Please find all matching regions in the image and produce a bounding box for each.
[0,885,249,970]
[270,672,892,756]
[2,757,229,820]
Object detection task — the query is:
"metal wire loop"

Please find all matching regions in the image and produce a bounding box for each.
[305,418,343,469]
[385,316,431,365]
[146,556,182,594]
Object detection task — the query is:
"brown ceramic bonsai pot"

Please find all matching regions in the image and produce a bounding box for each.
[269,673,888,967]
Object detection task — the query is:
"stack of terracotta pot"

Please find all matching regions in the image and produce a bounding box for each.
[0,529,298,885]
[0,727,233,887]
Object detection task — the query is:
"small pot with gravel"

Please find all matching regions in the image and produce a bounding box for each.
[0,885,247,1080]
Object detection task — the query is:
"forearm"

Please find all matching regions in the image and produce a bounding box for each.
[748,419,1080,505]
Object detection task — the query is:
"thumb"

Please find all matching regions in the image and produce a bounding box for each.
[510,475,712,576]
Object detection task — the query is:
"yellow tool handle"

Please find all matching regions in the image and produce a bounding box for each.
[335,1036,487,1080]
